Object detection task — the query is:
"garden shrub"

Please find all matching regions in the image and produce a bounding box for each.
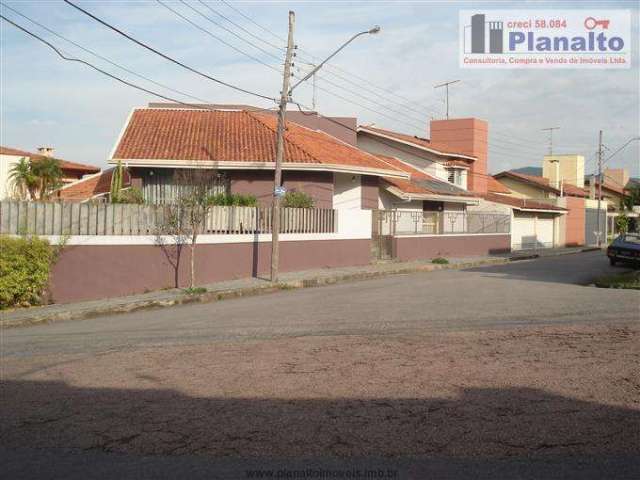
[0,236,53,309]
[282,191,315,208]
[211,193,257,206]
[431,257,449,264]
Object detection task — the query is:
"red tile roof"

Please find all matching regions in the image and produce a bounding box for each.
[357,125,476,160]
[487,176,511,194]
[494,171,587,198]
[0,145,99,174]
[111,108,407,178]
[56,168,130,201]
[484,193,566,212]
[377,155,475,198]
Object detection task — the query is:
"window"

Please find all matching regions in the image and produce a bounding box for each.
[447,168,464,187]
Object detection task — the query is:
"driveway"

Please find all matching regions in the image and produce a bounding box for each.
[3,251,637,356]
[2,252,639,479]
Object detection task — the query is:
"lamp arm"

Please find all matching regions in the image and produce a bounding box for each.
[289,30,369,94]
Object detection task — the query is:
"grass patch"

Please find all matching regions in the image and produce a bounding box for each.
[594,270,640,290]
[183,287,207,295]
[431,257,449,265]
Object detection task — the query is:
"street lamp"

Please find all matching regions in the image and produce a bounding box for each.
[288,26,381,94]
[270,19,381,283]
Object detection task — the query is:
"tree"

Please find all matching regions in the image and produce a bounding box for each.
[31,157,63,200]
[8,157,38,200]
[155,170,222,289]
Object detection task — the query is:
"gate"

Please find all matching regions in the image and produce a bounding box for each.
[371,210,395,260]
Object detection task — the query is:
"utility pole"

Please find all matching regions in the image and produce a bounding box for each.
[270,11,295,283]
[434,80,460,119]
[596,129,603,247]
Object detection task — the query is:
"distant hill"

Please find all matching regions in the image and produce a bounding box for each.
[511,166,542,176]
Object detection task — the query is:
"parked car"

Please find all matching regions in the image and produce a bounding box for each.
[607,233,640,267]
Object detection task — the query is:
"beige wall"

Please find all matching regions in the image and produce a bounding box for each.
[0,154,23,199]
[498,178,554,200]
[543,154,585,189]
[357,134,446,180]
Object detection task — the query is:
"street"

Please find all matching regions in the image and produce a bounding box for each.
[2,251,639,479]
[2,251,638,356]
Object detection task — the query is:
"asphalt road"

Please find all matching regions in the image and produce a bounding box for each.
[2,251,639,479]
[3,251,638,357]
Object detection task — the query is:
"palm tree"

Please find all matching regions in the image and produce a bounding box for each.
[8,157,38,200]
[31,157,63,200]
[8,156,62,200]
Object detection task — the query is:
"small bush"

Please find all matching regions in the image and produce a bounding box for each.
[431,257,449,264]
[0,236,53,309]
[114,187,144,204]
[211,193,257,206]
[183,287,207,295]
[282,191,314,208]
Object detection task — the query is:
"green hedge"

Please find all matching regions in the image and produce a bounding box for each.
[0,236,53,309]
[282,191,314,208]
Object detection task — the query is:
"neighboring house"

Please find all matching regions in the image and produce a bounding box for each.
[491,154,609,247]
[0,145,100,199]
[108,107,408,208]
[356,119,491,222]
[55,168,130,202]
[584,168,636,237]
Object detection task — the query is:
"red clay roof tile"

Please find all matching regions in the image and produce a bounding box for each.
[111,108,406,177]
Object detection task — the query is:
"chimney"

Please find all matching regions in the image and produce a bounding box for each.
[37,147,54,157]
[542,154,584,189]
[430,118,488,194]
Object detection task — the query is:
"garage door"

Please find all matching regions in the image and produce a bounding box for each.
[512,212,555,250]
[536,215,555,248]
[512,213,536,249]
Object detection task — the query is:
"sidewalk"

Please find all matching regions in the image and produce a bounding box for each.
[1,256,507,328]
[506,246,601,260]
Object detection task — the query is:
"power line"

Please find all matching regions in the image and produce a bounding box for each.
[0,2,212,105]
[62,0,276,102]
[0,13,277,118]
[0,14,206,106]
[176,0,283,62]
[156,0,282,75]
[217,0,445,119]
[196,0,285,52]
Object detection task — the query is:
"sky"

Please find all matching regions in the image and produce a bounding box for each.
[1,0,639,180]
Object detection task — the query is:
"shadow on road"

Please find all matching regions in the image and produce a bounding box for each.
[2,379,638,479]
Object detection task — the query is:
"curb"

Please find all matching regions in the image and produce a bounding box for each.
[509,247,601,261]
[1,258,509,329]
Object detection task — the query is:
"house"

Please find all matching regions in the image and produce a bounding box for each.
[584,168,636,237]
[108,106,408,208]
[490,154,611,247]
[55,168,131,202]
[356,118,491,225]
[0,145,100,199]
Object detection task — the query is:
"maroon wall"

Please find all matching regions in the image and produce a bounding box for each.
[393,234,510,261]
[229,170,334,208]
[49,238,370,304]
[361,175,379,209]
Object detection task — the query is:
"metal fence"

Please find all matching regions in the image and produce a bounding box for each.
[378,210,511,236]
[0,201,337,236]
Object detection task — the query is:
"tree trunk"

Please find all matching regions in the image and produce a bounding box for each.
[190,241,195,289]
